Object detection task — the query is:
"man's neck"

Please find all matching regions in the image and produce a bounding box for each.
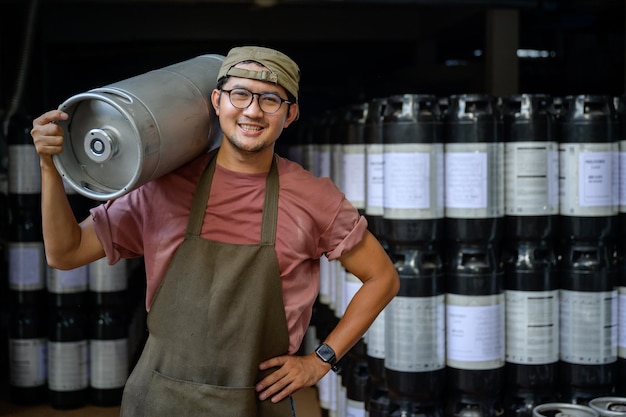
[216,143,274,174]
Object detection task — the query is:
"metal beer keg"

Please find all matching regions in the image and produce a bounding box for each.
[533,403,598,417]
[54,54,224,200]
[589,397,626,417]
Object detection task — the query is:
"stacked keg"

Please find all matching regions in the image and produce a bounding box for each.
[5,113,133,410]
[295,91,626,417]
[88,258,130,406]
[556,95,619,405]
[46,247,90,409]
[6,113,48,406]
[342,103,370,417]
[501,94,559,416]
[617,95,626,397]
[443,94,505,417]
[0,151,8,394]
[307,110,336,417]
[382,94,446,417]
[364,97,391,417]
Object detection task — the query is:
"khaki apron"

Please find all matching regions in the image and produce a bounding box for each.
[120,152,293,417]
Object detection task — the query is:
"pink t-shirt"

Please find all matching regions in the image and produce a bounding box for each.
[91,152,367,353]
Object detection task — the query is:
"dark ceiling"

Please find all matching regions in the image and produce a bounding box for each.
[0,0,624,121]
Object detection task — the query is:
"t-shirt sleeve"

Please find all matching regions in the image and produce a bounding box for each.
[91,188,147,264]
[279,157,369,261]
[321,198,368,261]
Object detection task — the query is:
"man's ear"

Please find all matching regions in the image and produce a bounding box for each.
[210,89,221,115]
[284,103,300,128]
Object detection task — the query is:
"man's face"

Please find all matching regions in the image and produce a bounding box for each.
[211,62,298,155]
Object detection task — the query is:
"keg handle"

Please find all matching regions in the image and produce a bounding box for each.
[80,179,121,194]
[90,87,134,104]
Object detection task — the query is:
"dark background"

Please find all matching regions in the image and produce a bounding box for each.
[0,0,624,124]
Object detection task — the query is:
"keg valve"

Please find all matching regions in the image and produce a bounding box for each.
[84,128,117,162]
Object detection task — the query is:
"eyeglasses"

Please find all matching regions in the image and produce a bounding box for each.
[221,88,292,114]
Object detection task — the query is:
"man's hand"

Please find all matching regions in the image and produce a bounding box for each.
[31,110,68,170]
[256,353,331,403]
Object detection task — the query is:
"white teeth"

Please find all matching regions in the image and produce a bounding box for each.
[240,124,262,132]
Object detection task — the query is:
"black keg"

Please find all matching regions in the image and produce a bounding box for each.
[385,243,445,410]
[8,303,47,405]
[557,239,618,403]
[502,94,558,241]
[382,94,444,246]
[557,95,618,242]
[445,240,505,417]
[47,303,89,409]
[503,240,559,416]
[444,94,503,243]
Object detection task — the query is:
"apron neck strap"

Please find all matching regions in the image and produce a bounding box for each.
[186,150,279,245]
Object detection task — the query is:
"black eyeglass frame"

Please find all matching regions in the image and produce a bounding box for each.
[220,87,292,114]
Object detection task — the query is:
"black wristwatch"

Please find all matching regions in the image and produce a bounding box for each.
[315,343,341,373]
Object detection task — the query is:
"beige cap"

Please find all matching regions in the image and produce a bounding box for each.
[218,46,300,101]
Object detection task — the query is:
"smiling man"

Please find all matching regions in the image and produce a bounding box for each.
[30,45,399,417]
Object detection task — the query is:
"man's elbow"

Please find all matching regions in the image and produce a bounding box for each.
[388,269,400,299]
[45,252,80,271]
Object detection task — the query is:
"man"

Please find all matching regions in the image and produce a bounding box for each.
[31,46,399,416]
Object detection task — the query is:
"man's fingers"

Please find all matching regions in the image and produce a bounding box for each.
[34,110,67,127]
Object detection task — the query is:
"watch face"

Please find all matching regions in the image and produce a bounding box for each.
[316,344,335,362]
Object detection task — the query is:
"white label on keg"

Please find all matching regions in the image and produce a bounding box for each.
[89,258,128,292]
[365,144,384,216]
[446,293,505,369]
[383,143,444,219]
[579,151,615,206]
[618,288,626,357]
[384,146,430,209]
[8,144,42,194]
[48,340,89,391]
[445,147,487,209]
[560,289,617,364]
[504,141,559,216]
[8,242,45,290]
[619,145,626,210]
[385,295,445,372]
[505,289,559,364]
[366,308,386,359]
[444,142,504,218]
[347,399,366,417]
[9,338,47,387]
[342,144,366,209]
[559,142,618,216]
[47,265,89,293]
[90,338,129,389]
